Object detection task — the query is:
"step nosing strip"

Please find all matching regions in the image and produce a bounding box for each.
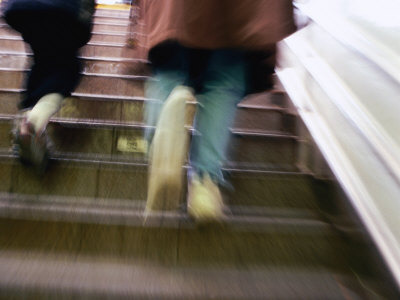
[231,129,297,138]
[91,31,129,36]
[0,37,125,47]
[0,152,303,174]
[0,89,153,101]
[71,92,150,101]
[237,104,285,111]
[0,69,151,80]
[0,87,24,93]
[92,21,129,26]
[88,41,125,47]
[0,116,296,138]
[0,51,28,56]
[0,36,21,40]
[0,193,329,231]
[221,167,306,175]
[228,205,318,218]
[0,51,149,63]
[80,72,151,79]
[0,67,29,71]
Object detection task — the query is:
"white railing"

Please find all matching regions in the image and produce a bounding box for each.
[278,0,400,288]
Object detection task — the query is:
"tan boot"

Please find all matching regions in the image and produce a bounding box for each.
[187,173,224,222]
[146,86,195,212]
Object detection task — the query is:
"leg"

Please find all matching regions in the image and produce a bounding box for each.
[18,13,82,109]
[13,13,82,172]
[145,44,193,212]
[144,70,187,142]
[26,93,64,133]
[144,43,189,141]
[190,49,246,183]
[188,49,246,221]
[16,50,80,172]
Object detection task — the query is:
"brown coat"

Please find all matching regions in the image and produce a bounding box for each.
[126,0,295,92]
[140,0,295,51]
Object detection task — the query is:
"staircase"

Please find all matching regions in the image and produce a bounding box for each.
[0,5,398,299]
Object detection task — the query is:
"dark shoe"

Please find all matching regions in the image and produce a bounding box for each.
[14,117,49,173]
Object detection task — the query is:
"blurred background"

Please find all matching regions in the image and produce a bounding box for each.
[0,0,400,299]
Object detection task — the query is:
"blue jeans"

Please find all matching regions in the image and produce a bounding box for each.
[145,44,246,184]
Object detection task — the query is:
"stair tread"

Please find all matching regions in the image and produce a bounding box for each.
[0,29,131,37]
[0,155,320,215]
[0,249,349,300]
[0,67,149,79]
[0,114,294,136]
[0,89,286,110]
[92,20,130,26]
[0,35,126,47]
[0,50,148,63]
[0,191,325,231]
[0,150,303,170]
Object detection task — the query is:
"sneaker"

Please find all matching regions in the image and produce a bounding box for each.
[13,116,49,173]
[187,173,224,222]
[146,86,195,212]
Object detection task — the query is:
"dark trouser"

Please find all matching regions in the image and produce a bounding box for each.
[9,12,83,109]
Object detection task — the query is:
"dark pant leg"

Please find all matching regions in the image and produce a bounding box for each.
[16,13,82,109]
[189,49,246,183]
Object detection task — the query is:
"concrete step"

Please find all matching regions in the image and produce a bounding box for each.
[0,52,29,69]
[239,90,288,109]
[0,249,362,299]
[0,155,316,211]
[0,9,131,22]
[94,8,131,19]
[0,119,298,167]
[0,29,130,44]
[0,175,389,299]
[0,38,128,58]
[0,152,396,299]
[0,19,129,34]
[0,90,294,134]
[0,52,147,75]
[0,190,321,228]
[0,232,360,300]
[232,107,296,136]
[0,157,395,299]
[0,192,351,274]
[0,25,18,37]
[0,36,27,52]
[90,32,129,44]
[227,130,298,167]
[76,73,144,97]
[93,15,131,25]
[0,69,145,97]
[92,22,129,33]
[0,90,195,126]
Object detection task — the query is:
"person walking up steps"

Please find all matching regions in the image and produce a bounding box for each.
[2,0,95,172]
[133,0,296,222]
